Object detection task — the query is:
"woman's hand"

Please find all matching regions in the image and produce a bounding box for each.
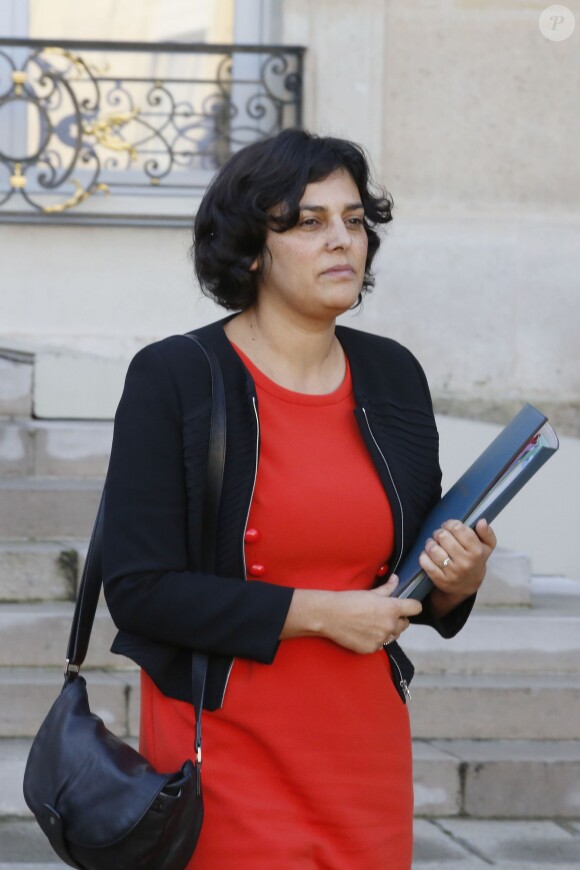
[419,518,497,618]
[280,575,422,654]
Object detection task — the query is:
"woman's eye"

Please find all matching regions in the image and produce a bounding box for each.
[299,218,318,227]
[347,217,364,226]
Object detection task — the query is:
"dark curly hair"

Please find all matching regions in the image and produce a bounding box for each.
[192,128,394,311]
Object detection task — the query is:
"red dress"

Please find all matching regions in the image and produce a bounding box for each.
[140,348,413,869]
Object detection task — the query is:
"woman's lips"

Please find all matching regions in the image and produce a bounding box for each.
[321,265,355,276]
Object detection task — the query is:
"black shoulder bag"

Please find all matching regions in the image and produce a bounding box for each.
[23,334,226,870]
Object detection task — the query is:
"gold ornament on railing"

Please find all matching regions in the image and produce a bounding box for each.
[11,70,27,96]
[10,163,27,189]
[82,110,140,163]
[42,180,110,214]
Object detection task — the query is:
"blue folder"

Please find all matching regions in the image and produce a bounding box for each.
[392,403,559,601]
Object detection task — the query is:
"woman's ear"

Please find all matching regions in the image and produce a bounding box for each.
[249,258,259,272]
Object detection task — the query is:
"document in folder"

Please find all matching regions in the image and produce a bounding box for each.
[392,403,559,601]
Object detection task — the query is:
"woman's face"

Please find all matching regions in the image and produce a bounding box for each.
[255,169,369,323]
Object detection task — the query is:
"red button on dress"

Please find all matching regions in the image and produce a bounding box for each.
[248,563,266,577]
[244,528,260,543]
[377,563,389,577]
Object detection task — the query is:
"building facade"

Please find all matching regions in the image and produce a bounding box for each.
[1,0,579,576]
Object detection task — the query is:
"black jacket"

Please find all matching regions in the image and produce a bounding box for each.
[103,317,474,710]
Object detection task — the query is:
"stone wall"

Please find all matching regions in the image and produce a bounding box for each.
[285,0,580,433]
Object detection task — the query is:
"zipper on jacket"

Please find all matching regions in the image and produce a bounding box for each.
[361,407,405,575]
[362,407,414,704]
[389,652,412,702]
[219,394,261,707]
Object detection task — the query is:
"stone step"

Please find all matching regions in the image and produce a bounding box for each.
[2,818,580,870]
[0,604,119,668]
[0,818,63,866]
[414,818,580,868]
[0,478,102,540]
[0,540,531,605]
[409,673,580,740]
[403,595,580,675]
[3,667,579,743]
[1,739,33,818]
[0,338,135,421]
[3,737,579,821]
[0,668,138,738]
[1,596,580,671]
[32,344,132,420]
[474,546,531,608]
[0,420,112,478]
[0,542,81,602]
[0,350,33,417]
[414,739,580,819]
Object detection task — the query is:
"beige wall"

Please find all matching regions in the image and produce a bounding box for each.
[0,224,211,342]
[285,0,580,434]
[379,1,579,210]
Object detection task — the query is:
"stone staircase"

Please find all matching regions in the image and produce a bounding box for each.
[407,581,580,819]
[1,349,580,863]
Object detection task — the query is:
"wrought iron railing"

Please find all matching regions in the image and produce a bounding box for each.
[0,38,304,225]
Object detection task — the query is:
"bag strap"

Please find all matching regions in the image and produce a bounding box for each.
[65,491,105,673]
[65,333,227,784]
[181,333,227,789]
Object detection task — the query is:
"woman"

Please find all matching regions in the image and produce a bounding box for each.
[103,129,496,869]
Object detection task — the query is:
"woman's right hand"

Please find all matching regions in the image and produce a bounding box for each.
[280,575,422,654]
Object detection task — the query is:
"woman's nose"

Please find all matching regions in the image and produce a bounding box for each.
[325,219,352,249]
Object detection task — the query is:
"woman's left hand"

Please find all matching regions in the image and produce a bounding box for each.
[419,518,497,616]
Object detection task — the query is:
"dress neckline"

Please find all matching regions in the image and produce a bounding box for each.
[229,341,353,407]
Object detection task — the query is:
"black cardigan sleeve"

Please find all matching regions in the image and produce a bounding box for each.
[102,343,294,663]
